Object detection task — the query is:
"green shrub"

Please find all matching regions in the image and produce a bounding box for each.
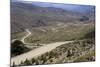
[11,40,30,57]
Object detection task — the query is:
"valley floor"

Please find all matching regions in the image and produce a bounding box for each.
[11,23,95,66]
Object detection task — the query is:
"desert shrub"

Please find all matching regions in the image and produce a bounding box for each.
[49,59,53,63]
[11,40,30,57]
[35,59,39,65]
[48,51,55,59]
[31,58,36,63]
[23,59,32,65]
[83,29,95,39]
[66,50,73,57]
[20,61,24,66]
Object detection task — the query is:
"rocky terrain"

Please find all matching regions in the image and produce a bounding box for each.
[18,39,95,66]
[11,1,95,33]
[11,0,95,66]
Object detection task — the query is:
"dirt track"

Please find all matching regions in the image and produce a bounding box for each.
[21,29,31,43]
[11,41,72,65]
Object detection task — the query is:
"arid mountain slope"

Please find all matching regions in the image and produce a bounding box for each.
[11,2,95,33]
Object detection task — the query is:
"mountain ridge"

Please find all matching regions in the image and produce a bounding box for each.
[11,1,95,33]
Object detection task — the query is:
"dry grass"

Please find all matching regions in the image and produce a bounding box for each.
[24,23,95,44]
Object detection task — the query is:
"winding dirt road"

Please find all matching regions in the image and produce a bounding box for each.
[11,29,73,66]
[21,29,31,44]
[11,41,73,65]
[11,29,31,44]
[11,29,95,66]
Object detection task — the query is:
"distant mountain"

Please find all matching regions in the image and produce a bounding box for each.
[22,1,95,16]
[11,1,95,33]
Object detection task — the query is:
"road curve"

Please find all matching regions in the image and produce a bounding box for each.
[11,41,73,66]
[11,29,31,44]
[21,29,31,43]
